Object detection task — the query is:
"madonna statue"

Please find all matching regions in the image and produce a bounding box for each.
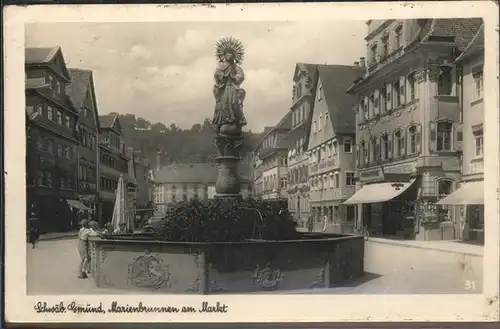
[212,37,247,136]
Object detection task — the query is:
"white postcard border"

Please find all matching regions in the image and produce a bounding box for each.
[4,1,500,323]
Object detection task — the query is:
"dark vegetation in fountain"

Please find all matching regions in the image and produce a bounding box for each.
[104,198,301,242]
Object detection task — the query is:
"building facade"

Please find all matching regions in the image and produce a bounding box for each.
[437,25,485,244]
[153,162,251,214]
[25,47,81,233]
[286,63,318,223]
[97,114,133,224]
[254,113,291,202]
[346,19,482,241]
[307,65,364,233]
[67,68,100,222]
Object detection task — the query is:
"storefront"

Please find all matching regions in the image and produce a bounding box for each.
[344,178,418,238]
[436,180,484,244]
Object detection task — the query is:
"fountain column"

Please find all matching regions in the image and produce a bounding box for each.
[214,128,244,198]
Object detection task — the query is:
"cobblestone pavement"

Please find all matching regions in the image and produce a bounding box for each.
[26,237,483,295]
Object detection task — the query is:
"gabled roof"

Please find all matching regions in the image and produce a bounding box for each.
[66,69,92,109]
[155,162,250,184]
[25,46,71,81]
[256,111,291,151]
[99,114,117,129]
[25,47,60,64]
[293,62,319,83]
[67,68,101,131]
[455,24,484,63]
[317,65,364,134]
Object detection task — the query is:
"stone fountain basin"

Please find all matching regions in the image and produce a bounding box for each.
[88,233,364,294]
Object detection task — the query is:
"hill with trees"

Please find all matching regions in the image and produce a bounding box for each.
[109,113,264,167]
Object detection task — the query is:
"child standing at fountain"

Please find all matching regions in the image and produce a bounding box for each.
[77,220,98,279]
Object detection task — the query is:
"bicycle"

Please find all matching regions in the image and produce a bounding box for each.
[353,225,370,241]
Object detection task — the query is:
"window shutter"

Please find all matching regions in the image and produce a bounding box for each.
[454,123,463,152]
[387,133,394,159]
[416,124,422,153]
[429,121,437,152]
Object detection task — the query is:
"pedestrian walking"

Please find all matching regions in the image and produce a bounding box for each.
[322,215,328,232]
[27,214,40,249]
[77,220,98,279]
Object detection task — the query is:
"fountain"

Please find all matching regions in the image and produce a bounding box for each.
[89,37,365,294]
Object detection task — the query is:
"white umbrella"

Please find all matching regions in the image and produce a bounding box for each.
[111,174,127,233]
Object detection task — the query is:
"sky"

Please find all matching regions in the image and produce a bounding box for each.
[26,21,366,132]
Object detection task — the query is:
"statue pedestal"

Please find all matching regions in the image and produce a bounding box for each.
[214,134,244,198]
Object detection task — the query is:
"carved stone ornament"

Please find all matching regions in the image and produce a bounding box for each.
[427,63,442,82]
[413,69,427,83]
[252,262,283,290]
[128,249,171,289]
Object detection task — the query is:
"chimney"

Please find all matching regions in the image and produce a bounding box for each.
[359,57,366,68]
[156,151,161,171]
[354,61,359,67]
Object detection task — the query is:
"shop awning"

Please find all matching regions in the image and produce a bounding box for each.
[436,181,484,205]
[343,179,416,204]
[66,199,91,211]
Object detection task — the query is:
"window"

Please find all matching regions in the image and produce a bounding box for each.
[436,121,452,151]
[381,34,389,57]
[334,172,340,188]
[46,105,53,120]
[394,130,405,157]
[56,144,62,157]
[409,125,417,154]
[380,86,387,112]
[296,83,302,98]
[318,114,323,131]
[344,138,352,153]
[370,44,378,65]
[395,25,403,49]
[381,134,389,160]
[65,115,71,128]
[474,131,483,157]
[313,120,317,133]
[393,80,401,107]
[36,104,43,116]
[62,145,69,158]
[56,111,62,124]
[345,172,355,186]
[361,141,368,165]
[370,138,378,162]
[37,136,44,150]
[346,206,355,222]
[38,171,45,186]
[56,81,62,94]
[46,74,54,87]
[47,139,54,154]
[437,179,453,222]
[369,94,376,116]
[280,177,288,189]
[318,83,323,101]
[408,73,416,100]
[473,71,483,100]
[438,66,452,96]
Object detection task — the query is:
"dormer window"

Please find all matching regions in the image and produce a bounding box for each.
[318,83,323,101]
[296,83,302,98]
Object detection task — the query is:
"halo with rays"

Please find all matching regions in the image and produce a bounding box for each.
[215,37,245,64]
